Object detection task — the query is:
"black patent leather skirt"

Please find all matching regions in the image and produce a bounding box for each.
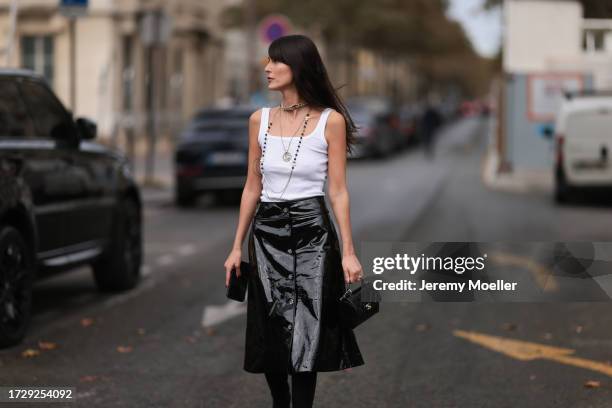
[244,195,365,374]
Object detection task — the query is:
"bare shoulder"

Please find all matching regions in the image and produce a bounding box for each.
[326,109,346,133]
[323,109,346,147]
[249,108,263,126]
[327,109,346,127]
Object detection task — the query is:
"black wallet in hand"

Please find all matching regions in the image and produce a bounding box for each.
[226,261,250,302]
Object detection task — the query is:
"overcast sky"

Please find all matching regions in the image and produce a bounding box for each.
[447,0,502,58]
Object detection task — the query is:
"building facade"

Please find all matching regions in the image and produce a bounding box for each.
[497,0,612,172]
[0,0,227,146]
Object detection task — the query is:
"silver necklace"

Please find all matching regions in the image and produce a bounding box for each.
[260,109,310,200]
[278,107,311,162]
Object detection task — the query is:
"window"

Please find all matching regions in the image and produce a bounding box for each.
[583,29,608,53]
[0,80,36,138]
[20,35,54,86]
[19,80,73,139]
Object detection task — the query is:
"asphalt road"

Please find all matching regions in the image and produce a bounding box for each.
[2,117,612,407]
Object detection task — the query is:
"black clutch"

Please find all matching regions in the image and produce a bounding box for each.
[338,276,381,329]
[226,261,250,302]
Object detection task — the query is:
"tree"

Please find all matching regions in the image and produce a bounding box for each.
[484,0,612,18]
[223,0,494,98]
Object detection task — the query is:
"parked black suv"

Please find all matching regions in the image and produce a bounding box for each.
[0,69,143,348]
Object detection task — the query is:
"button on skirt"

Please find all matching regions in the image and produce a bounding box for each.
[244,195,365,374]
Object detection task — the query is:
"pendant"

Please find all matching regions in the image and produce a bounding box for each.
[282,152,292,162]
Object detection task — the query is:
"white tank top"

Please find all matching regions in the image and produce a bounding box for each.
[258,107,333,202]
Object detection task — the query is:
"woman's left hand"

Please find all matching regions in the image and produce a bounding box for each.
[342,254,363,284]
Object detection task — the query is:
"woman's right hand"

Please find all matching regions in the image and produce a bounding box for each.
[224,248,242,287]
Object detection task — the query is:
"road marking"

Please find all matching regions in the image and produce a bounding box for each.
[29,241,212,339]
[202,300,247,328]
[156,254,175,266]
[142,265,152,276]
[454,329,612,377]
[177,244,197,256]
[103,277,158,307]
[488,251,558,291]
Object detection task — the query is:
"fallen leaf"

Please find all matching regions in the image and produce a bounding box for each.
[116,345,133,353]
[81,318,94,327]
[79,375,98,383]
[38,341,57,350]
[205,327,217,336]
[584,380,601,389]
[415,323,430,332]
[21,349,40,358]
[501,322,517,331]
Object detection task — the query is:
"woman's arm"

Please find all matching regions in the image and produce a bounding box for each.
[224,109,263,286]
[326,110,363,283]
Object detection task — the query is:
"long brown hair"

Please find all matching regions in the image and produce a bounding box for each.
[268,34,357,154]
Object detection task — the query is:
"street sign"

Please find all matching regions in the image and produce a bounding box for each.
[59,0,88,18]
[259,14,292,43]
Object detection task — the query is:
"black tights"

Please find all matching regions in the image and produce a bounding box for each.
[264,371,317,408]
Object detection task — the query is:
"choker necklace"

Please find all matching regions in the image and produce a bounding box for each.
[280,102,308,111]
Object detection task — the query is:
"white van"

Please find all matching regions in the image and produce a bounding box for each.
[552,93,612,203]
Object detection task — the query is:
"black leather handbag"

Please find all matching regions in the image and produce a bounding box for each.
[338,277,381,329]
[226,261,250,302]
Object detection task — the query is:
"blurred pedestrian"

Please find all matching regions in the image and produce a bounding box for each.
[224,34,365,408]
[421,102,443,159]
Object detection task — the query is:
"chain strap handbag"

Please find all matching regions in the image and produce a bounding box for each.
[338,276,381,329]
[226,261,250,302]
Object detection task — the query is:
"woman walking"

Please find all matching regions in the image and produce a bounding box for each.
[224,34,365,408]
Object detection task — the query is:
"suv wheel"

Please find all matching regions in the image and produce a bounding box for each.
[92,199,142,292]
[0,226,34,348]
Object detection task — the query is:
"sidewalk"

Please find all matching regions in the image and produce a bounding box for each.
[481,146,553,194]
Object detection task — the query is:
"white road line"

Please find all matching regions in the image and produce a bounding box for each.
[141,265,152,277]
[592,275,612,299]
[156,254,175,266]
[202,300,247,328]
[177,244,197,256]
[29,242,212,338]
[102,277,158,308]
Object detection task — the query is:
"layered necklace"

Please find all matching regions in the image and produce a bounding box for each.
[259,104,311,200]
[278,105,311,162]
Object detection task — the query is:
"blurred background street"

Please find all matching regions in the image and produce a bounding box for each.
[2,114,612,407]
[1,0,612,406]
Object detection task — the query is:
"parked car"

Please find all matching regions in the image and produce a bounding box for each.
[548,91,612,203]
[174,106,255,206]
[398,103,423,148]
[0,69,143,348]
[346,97,403,159]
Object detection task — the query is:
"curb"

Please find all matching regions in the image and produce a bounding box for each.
[481,148,553,195]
